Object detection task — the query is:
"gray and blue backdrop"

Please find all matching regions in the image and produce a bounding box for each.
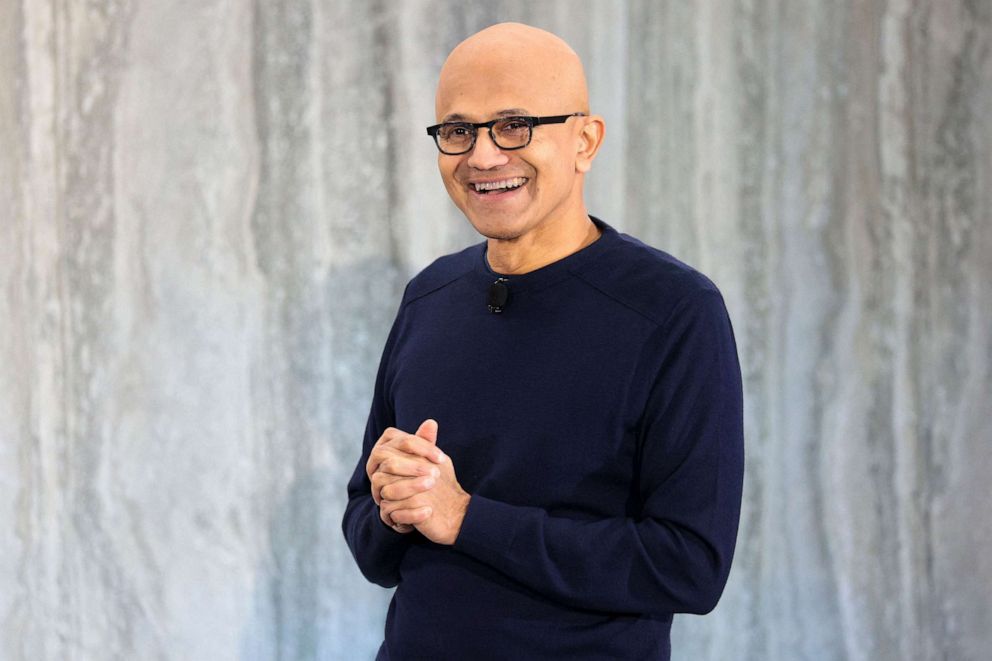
[1,1,990,659]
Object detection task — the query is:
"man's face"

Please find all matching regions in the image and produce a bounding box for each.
[434,64,584,242]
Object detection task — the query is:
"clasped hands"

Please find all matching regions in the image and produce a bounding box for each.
[366,419,470,546]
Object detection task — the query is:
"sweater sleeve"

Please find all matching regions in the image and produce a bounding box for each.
[341,297,415,588]
[452,289,745,615]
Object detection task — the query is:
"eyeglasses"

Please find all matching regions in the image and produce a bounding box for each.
[426,113,586,155]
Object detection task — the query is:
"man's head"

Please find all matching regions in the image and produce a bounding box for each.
[432,23,605,242]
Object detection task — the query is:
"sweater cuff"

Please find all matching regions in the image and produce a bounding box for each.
[453,494,523,564]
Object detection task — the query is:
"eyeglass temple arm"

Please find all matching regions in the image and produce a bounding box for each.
[532,112,587,125]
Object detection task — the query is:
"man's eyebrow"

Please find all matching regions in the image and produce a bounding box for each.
[493,108,530,117]
[440,109,531,123]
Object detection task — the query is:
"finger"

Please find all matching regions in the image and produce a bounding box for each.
[380,494,429,518]
[370,471,402,505]
[378,505,414,532]
[371,470,434,505]
[389,506,433,526]
[366,427,405,477]
[375,427,403,447]
[377,453,440,479]
[415,419,438,445]
[385,433,446,464]
[370,469,397,487]
[380,474,436,502]
[372,467,427,490]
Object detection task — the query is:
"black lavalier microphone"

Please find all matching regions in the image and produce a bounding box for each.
[487,278,510,313]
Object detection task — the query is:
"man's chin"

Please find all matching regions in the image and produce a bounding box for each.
[464,213,529,242]
[470,222,526,243]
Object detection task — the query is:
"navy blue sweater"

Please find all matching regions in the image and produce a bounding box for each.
[343,217,744,660]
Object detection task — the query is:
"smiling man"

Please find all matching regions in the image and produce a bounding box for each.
[342,23,744,660]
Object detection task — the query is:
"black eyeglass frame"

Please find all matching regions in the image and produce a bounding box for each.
[426,113,586,155]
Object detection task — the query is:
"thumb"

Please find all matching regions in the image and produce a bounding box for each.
[415,418,438,445]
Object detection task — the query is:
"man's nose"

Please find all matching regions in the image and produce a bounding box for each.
[466,129,510,169]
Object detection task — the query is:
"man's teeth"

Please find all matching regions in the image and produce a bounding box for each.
[473,177,527,192]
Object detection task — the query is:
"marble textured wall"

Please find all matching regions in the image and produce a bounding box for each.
[1,1,989,659]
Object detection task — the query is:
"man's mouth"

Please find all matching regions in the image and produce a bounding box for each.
[469,177,529,194]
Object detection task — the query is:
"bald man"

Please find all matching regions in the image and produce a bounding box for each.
[343,23,744,660]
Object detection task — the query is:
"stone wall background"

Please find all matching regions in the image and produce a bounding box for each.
[1,1,990,659]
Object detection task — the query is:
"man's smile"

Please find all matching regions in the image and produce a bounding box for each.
[467,176,529,194]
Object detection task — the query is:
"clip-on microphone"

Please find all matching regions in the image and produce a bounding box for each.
[487,278,510,313]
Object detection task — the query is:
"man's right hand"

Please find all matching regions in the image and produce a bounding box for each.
[367,420,444,532]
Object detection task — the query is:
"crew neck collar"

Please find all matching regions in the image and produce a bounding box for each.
[472,216,617,292]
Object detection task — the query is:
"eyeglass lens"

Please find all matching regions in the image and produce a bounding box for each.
[438,118,531,153]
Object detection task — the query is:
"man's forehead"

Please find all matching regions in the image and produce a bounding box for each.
[435,68,569,122]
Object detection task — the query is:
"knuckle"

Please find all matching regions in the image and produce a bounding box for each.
[376,428,398,447]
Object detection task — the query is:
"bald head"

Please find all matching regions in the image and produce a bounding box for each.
[435,23,589,120]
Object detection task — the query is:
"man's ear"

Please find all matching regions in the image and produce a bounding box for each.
[575,115,606,173]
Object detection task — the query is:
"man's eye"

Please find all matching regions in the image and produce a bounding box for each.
[500,120,528,131]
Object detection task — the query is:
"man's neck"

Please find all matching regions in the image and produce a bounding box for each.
[486,214,602,275]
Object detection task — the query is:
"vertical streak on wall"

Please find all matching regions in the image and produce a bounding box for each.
[831,2,891,658]
[713,0,777,658]
[317,2,407,655]
[879,1,928,658]
[7,2,63,658]
[583,1,628,225]
[692,0,737,278]
[920,2,992,659]
[624,0,698,260]
[249,1,329,658]
[0,0,31,658]
[8,1,139,659]
[768,1,847,658]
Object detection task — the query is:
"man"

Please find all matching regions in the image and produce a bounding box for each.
[342,22,744,660]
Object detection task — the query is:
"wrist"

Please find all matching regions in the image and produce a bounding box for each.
[451,492,471,543]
